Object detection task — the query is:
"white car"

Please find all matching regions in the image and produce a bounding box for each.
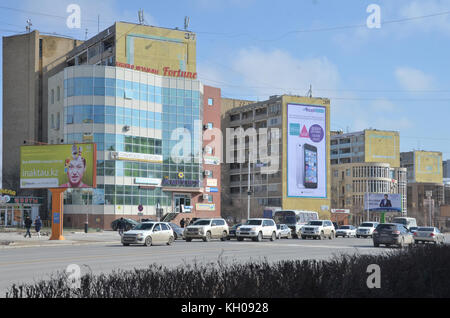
[301,220,335,240]
[236,218,277,242]
[356,222,379,238]
[121,222,175,246]
[335,225,357,238]
[184,218,229,242]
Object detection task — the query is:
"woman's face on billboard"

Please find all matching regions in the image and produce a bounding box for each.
[67,159,85,186]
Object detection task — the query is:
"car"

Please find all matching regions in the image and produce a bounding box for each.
[392,217,417,230]
[111,218,139,231]
[335,225,357,238]
[236,218,277,242]
[372,223,414,248]
[301,220,335,240]
[276,224,292,239]
[184,218,229,242]
[227,223,242,240]
[168,222,185,240]
[356,222,379,238]
[121,222,175,246]
[413,227,445,245]
[409,226,418,234]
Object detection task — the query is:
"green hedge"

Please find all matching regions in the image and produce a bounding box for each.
[6,245,450,298]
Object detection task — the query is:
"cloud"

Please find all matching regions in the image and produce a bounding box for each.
[398,0,450,35]
[395,67,435,91]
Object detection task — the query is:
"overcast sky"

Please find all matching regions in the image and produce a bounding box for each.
[1,0,450,167]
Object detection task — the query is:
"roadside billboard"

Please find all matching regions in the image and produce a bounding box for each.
[364,193,402,212]
[414,151,442,183]
[287,103,327,198]
[20,143,97,189]
[364,130,400,167]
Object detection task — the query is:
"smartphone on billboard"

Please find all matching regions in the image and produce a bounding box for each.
[296,143,304,189]
[304,143,318,189]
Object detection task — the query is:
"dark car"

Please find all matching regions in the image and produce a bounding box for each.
[111,218,139,231]
[373,223,414,248]
[227,223,242,240]
[169,222,185,240]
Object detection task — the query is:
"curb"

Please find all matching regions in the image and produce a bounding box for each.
[0,241,120,250]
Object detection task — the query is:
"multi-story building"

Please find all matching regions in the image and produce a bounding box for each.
[6,22,222,229]
[443,159,450,178]
[330,129,406,223]
[401,151,444,226]
[222,95,331,221]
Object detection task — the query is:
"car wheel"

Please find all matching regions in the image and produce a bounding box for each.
[399,238,405,248]
[185,238,192,242]
[167,236,174,246]
[237,237,244,241]
[319,232,325,240]
[329,231,335,240]
[204,231,212,242]
[288,232,292,239]
[220,231,228,241]
[374,242,379,247]
[277,233,281,240]
[122,243,129,246]
[301,235,306,239]
[257,232,263,242]
[144,236,152,247]
[174,233,178,240]
[270,232,276,241]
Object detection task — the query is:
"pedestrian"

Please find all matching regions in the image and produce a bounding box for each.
[24,216,32,238]
[117,217,125,236]
[180,218,185,228]
[34,216,42,238]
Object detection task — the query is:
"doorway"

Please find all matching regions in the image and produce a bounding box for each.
[174,194,191,213]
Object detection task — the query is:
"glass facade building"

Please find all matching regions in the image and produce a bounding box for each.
[48,65,204,217]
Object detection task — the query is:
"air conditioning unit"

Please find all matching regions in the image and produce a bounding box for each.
[204,170,212,177]
[202,194,209,200]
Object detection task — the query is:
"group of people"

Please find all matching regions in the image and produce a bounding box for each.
[179,218,195,228]
[23,216,42,238]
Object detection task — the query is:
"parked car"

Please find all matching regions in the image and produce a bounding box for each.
[276,224,292,239]
[356,222,379,238]
[227,223,242,240]
[301,220,335,240]
[184,218,229,242]
[236,218,277,242]
[168,222,185,240]
[111,218,139,231]
[121,222,174,246]
[335,225,357,238]
[372,223,414,248]
[413,227,445,245]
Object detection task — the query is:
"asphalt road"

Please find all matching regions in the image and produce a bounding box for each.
[1,235,448,295]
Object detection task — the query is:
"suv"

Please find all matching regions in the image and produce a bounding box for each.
[356,222,379,238]
[301,220,335,240]
[236,218,277,242]
[184,218,229,242]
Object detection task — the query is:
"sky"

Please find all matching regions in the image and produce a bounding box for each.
[1,0,450,170]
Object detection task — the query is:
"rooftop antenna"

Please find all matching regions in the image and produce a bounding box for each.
[307,84,313,98]
[26,19,32,33]
[138,9,145,25]
[184,16,190,30]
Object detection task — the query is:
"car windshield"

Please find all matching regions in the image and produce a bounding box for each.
[360,223,374,227]
[339,226,350,229]
[308,221,323,226]
[193,220,211,226]
[133,223,154,230]
[417,227,435,232]
[245,220,263,226]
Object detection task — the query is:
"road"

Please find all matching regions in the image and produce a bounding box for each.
[0,235,448,295]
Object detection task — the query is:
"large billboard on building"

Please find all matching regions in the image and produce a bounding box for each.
[286,103,327,198]
[20,144,97,189]
[364,193,402,212]
[115,22,196,77]
[414,151,443,183]
[364,130,400,167]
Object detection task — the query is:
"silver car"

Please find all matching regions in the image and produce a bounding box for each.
[276,224,292,239]
[413,227,445,245]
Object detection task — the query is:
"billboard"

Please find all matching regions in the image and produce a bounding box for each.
[287,103,327,198]
[20,143,97,189]
[364,130,400,167]
[364,193,402,212]
[414,151,443,183]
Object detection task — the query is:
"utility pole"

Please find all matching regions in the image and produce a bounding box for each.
[247,161,251,220]
[426,191,432,227]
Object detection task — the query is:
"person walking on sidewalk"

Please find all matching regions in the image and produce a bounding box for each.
[34,216,42,238]
[117,217,125,236]
[24,216,32,238]
[180,218,185,228]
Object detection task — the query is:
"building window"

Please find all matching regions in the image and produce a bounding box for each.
[57,86,60,101]
[51,114,55,129]
[207,122,213,130]
[56,112,60,130]
[208,98,214,106]
[51,89,54,104]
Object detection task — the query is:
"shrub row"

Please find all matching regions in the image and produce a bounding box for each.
[6,245,450,298]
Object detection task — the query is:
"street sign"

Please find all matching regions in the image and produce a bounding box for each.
[138,204,144,212]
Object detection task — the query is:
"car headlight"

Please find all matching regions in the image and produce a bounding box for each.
[199,228,205,234]
[136,233,144,238]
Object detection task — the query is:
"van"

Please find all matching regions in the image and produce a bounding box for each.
[392,217,417,230]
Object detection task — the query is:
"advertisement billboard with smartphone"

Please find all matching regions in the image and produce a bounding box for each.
[287,103,326,198]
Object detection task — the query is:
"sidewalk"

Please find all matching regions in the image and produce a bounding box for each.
[0,229,121,249]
